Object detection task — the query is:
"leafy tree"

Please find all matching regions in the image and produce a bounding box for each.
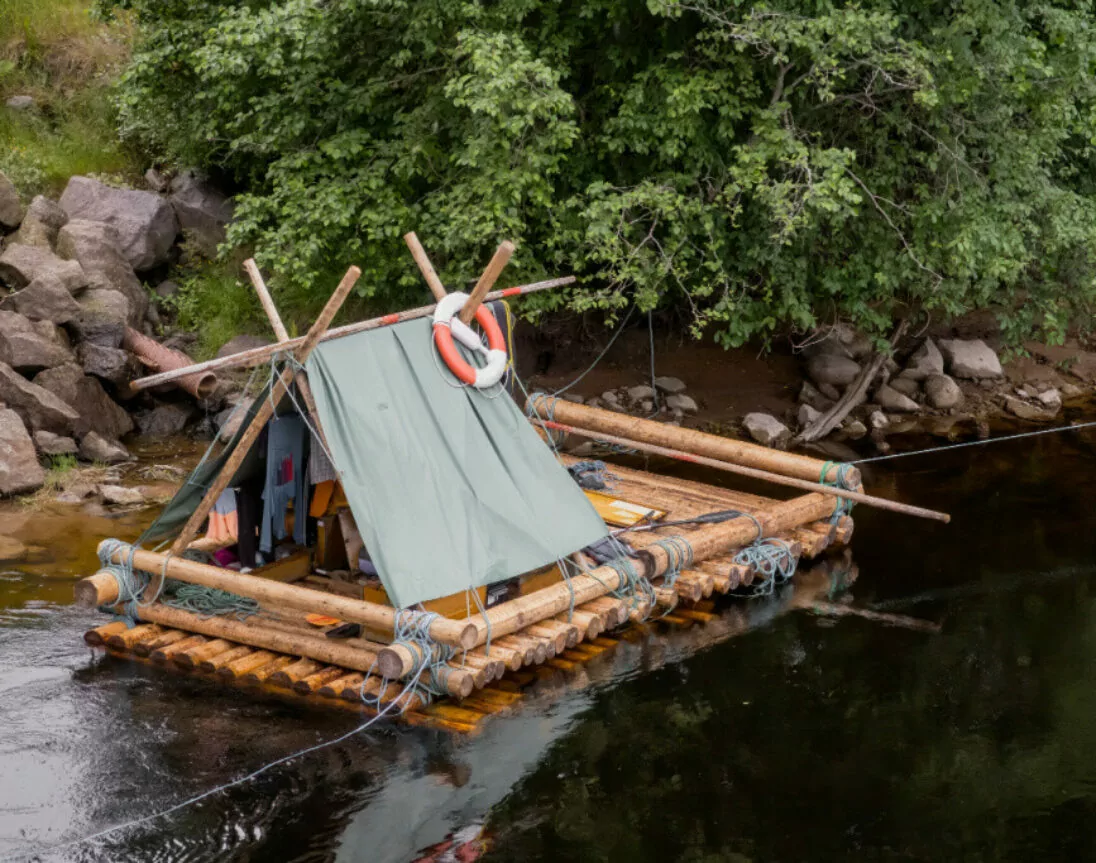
[106,0,1096,347]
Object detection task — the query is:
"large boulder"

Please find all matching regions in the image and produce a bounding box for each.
[32,363,133,439]
[903,338,945,381]
[78,431,130,464]
[33,430,77,456]
[136,402,195,437]
[2,274,81,324]
[0,409,44,495]
[0,311,74,373]
[743,412,791,449]
[68,288,129,347]
[58,176,178,271]
[10,195,66,248]
[806,353,862,388]
[77,342,137,387]
[55,220,147,325]
[0,171,22,230]
[924,374,963,410]
[0,244,87,291]
[0,362,80,435]
[888,376,921,398]
[938,339,1004,379]
[653,375,687,395]
[169,170,233,255]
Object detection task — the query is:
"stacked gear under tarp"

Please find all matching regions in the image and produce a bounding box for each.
[306,317,609,608]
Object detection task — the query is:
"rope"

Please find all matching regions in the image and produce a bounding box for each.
[648,535,693,592]
[820,460,855,522]
[736,538,797,598]
[162,583,260,621]
[550,306,636,397]
[566,459,616,490]
[97,539,147,626]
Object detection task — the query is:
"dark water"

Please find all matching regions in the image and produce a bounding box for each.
[2,428,1096,862]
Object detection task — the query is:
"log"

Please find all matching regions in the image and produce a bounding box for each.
[104,623,163,650]
[470,643,523,672]
[531,394,857,487]
[135,629,187,657]
[448,659,488,689]
[497,634,546,665]
[294,666,346,694]
[525,633,557,660]
[169,265,362,554]
[219,650,277,679]
[530,619,580,649]
[492,636,535,665]
[122,327,217,399]
[526,624,569,654]
[833,515,855,545]
[174,638,233,669]
[94,542,476,649]
[464,492,838,646]
[540,417,949,524]
[199,645,253,672]
[243,656,294,684]
[84,621,128,646]
[556,609,603,640]
[270,658,322,688]
[403,232,449,301]
[151,634,206,663]
[76,571,121,608]
[131,277,575,391]
[459,241,515,325]
[585,597,628,628]
[319,672,365,698]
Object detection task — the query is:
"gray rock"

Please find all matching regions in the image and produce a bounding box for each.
[79,432,130,464]
[77,342,136,387]
[889,375,921,398]
[69,288,130,347]
[144,167,169,193]
[561,393,584,404]
[155,280,180,300]
[797,403,822,428]
[639,399,654,413]
[169,170,233,255]
[875,384,919,413]
[653,376,687,394]
[869,410,889,430]
[627,384,655,402]
[0,408,45,495]
[0,171,21,230]
[743,412,791,449]
[1060,382,1086,400]
[1005,395,1055,422]
[843,419,868,440]
[33,363,133,439]
[1037,388,1062,411]
[665,393,697,413]
[0,362,79,435]
[835,323,874,360]
[938,338,1004,379]
[136,403,194,437]
[2,274,81,324]
[10,196,66,248]
[818,382,842,400]
[33,430,77,456]
[215,398,253,442]
[0,311,73,373]
[4,95,35,111]
[924,374,964,410]
[58,176,178,271]
[806,353,862,387]
[0,244,87,291]
[216,334,271,359]
[798,380,834,412]
[55,220,147,325]
[903,338,945,381]
[98,484,145,506]
[601,390,621,407]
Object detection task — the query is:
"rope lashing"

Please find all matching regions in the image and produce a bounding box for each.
[820,460,856,522]
[368,609,456,713]
[567,460,616,491]
[97,538,148,626]
[736,539,798,598]
[649,536,694,590]
[524,391,567,449]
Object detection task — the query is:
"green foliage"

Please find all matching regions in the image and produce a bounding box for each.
[164,256,267,360]
[106,0,1096,346]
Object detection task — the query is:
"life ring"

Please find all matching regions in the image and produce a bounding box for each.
[432,292,509,388]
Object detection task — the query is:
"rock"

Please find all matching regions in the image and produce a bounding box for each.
[797,404,821,428]
[1037,388,1062,411]
[2,274,82,324]
[627,384,655,402]
[664,393,697,413]
[55,484,95,504]
[216,334,271,359]
[33,430,77,456]
[144,167,169,193]
[889,376,921,398]
[55,220,147,325]
[875,384,919,413]
[844,419,868,440]
[818,382,841,400]
[4,95,35,111]
[169,170,233,255]
[924,374,964,410]
[0,409,45,495]
[1060,382,1085,400]
[10,196,67,248]
[69,289,129,348]
[0,244,87,291]
[0,362,79,435]
[32,363,133,439]
[561,393,584,404]
[0,311,74,373]
[835,323,874,360]
[136,403,194,437]
[58,176,178,271]
[98,484,145,506]
[78,432,130,464]
[1005,395,1056,422]
[869,410,889,430]
[155,280,180,300]
[0,171,21,230]
[639,399,654,413]
[601,390,621,407]
[0,536,29,562]
[806,354,861,388]
[903,339,945,381]
[215,398,253,442]
[653,376,687,394]
[743,412,791,449]
[798,381,834,412]
[938,338,1003,379]
[77,342,136,387]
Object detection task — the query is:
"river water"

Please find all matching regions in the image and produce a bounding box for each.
[1,425,1095,862]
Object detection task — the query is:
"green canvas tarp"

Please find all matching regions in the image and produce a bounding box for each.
[306,317,608,608]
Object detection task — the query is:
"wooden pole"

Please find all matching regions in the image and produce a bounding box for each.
[539,419,950,524]
[403,232,449,301]
[168,265,361,555]
[528,394,859,488]
[459,241,515,325]
[130,277,573,392]
[90,542,478,650]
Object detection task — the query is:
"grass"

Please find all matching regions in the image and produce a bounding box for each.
[0,0,140,197]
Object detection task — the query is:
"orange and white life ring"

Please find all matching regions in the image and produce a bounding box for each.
[432,292,509,388]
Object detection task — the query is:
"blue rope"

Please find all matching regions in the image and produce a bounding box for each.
[649,536,694,591]
[567,460,616,490]
[736,539,798,598]
[820,460,856,522]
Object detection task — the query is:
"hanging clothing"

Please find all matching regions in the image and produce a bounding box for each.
[309,435,338,484]
[236,478,264,568]
[260,414,309,554]
[206,488,238,543]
